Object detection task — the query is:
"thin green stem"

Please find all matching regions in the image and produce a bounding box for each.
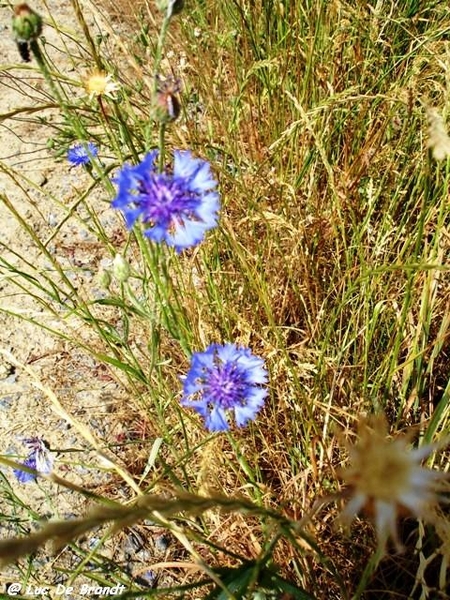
[30,40,65,105]
[158,122,166,170]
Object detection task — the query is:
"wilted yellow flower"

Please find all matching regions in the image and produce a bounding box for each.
[337,414,449,553]
[426,107,450,161]
[85,71,119,100]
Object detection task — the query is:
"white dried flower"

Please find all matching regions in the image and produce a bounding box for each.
[85,71,120,100]
[426,107,450,161]
[337,414,449,554]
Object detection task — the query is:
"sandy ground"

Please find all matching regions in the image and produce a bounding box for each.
[0,1,176,593]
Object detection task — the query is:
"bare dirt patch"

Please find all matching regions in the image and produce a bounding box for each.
[0,1,178,592]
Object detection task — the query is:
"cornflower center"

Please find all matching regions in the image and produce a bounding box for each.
[140,174,197,225]
[205,362,246,409]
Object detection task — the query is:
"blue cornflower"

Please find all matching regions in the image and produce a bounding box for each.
[112,150,220,252]
[67,142,98,166]
[181,343,268,431]
[13,438,54,483]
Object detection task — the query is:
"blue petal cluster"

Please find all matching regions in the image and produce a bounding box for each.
[14,455,38,483]
[112,150,220,252]
[67,142,98,166]
[13,438,54,483]
[181,343,268,431]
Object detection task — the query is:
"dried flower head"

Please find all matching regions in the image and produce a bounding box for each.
[112,150,220,252]
[85,71,119,100]
[155,75,181,123]
[181,343,268,431]
[13,437,54,483]
[337,414,449,553]
[426,107,450,161]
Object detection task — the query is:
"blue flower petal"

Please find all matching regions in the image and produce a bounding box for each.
[13,456,37,483]
[144,223,167,243]
[234,404,261,427]
[173,150,198,179]
[189,162,217,193]
[180,398,209,417]
[216,343,242,363]
[206,406,229,431]
[196,193,220,223]
[245,387,268,408]
[168,221,210,252]
[13,438,54,483]
[191,347,217,370]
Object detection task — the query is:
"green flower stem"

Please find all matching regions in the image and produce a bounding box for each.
[153,9,173,94]
[153,8,173,168]
[30,40,64,105]
[158,122,166,171]
[70,0,103,70]
[226,432,263,505]
[133,228,191,358]
[29,39,91,150]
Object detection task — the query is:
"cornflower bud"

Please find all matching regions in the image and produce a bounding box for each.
[112,254,131,283]
[12,3,42,62]
[98,268,112,289]
[156,0,184,18]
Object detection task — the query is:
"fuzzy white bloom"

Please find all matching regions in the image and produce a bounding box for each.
[85,71,120,100]
[337,415,449,553]
[426,107,450,161]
